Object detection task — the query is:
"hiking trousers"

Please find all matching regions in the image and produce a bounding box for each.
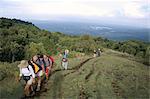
[62,61,68,70]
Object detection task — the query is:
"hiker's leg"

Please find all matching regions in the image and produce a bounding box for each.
[46,67,49,80]
[62,62,65,69]
[30,85,35,96]
[63,62,66,69]
[36,77,41,91]
[36,71,43,91]
[24,84,30,96]
[65,62,68,70]
[25,77,33,96]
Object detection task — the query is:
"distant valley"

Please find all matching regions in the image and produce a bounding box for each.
[33,21,149,42]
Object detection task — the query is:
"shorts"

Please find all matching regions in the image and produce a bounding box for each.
[62,61,68,69]
[36,70,43,77]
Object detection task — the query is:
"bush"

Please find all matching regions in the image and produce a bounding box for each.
[25,42,46,59]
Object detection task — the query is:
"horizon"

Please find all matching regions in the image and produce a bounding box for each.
[0,0,149,28]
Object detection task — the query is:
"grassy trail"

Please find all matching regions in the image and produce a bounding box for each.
[0,50,149,99]
[28,57,93,99]
[34,51,149,99]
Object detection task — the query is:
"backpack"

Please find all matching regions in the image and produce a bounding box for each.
[29,61,42,74]
[22,66,31,82]
[43,58,51,71]
[49,56,54,63]
[62,58,68,62]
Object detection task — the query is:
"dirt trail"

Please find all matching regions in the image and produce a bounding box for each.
[64,57,93,77]
[85,59,99,81]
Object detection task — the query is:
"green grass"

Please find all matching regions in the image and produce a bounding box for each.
[0,62,24,99]
[36,50,149,99]
[0,50,149,99]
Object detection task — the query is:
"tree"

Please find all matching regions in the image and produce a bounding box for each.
[25,42,46,59]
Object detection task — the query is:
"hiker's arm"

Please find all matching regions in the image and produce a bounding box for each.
[49,59,52,68]
[41,64,44,72]
[18,68,22,82]
[28,65,35,79]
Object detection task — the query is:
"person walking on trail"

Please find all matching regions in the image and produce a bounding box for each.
[61,49,69,70]
[63,49,69,58]
[37,55,45,73]
[43,55,52,80]
[30,55,43,91]
[18,60,35,96]
[97,48,101,57]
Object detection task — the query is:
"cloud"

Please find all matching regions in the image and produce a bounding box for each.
[0,0,149,20]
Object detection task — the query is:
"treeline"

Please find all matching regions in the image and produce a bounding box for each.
[0,18,149,64]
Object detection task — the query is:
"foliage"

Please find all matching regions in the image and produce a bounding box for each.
[25,42,46,59]
[0,17,149,98]
[0,17,149,64]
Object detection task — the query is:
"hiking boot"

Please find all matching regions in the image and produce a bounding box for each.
[36,86,40,91]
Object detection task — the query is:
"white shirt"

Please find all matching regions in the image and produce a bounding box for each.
[19,65,35,78]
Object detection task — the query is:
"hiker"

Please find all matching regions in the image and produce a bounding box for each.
[93,50,97,57]
[43,55,52,80]
[18,60,35,96]
[97,49,101,57]
[61,58,68,70]
[30,55,43,91]
[37,54,45,73]
[49,56,54,67]
[61,49,69,70]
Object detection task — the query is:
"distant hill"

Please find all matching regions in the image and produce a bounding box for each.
[0,17,149,65]
[0,17,35,28]
[33,20,149,42]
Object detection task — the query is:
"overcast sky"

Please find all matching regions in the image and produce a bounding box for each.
[0,0,149,27]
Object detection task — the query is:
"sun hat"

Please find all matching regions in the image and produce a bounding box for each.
[18,60,29,68]
[65,49,69,54]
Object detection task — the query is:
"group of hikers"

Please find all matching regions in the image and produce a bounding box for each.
[17,49,69,97]
[18,54,54,96]
[93,49,102,57]
[17,48,102,97]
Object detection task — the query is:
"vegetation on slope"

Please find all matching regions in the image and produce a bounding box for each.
[37,50,149,99]
[0,18,149,99]
[0,18,149,64]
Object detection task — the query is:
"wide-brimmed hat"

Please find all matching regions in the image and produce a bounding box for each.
[18,60,29,68]
[65,49,69,54]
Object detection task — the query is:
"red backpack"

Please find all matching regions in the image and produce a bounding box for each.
[49,56,54,63]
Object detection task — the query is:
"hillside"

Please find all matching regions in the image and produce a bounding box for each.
[0,50,149,99]
[0,18,149,99]
[0,18,149,64]
[36,50,149,99]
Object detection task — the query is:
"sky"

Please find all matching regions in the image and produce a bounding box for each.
[0,0,149,27]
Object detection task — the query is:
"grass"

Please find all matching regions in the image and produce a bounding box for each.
[0,62,24,99]
[36,50,149,99]
[0,50,149,99]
